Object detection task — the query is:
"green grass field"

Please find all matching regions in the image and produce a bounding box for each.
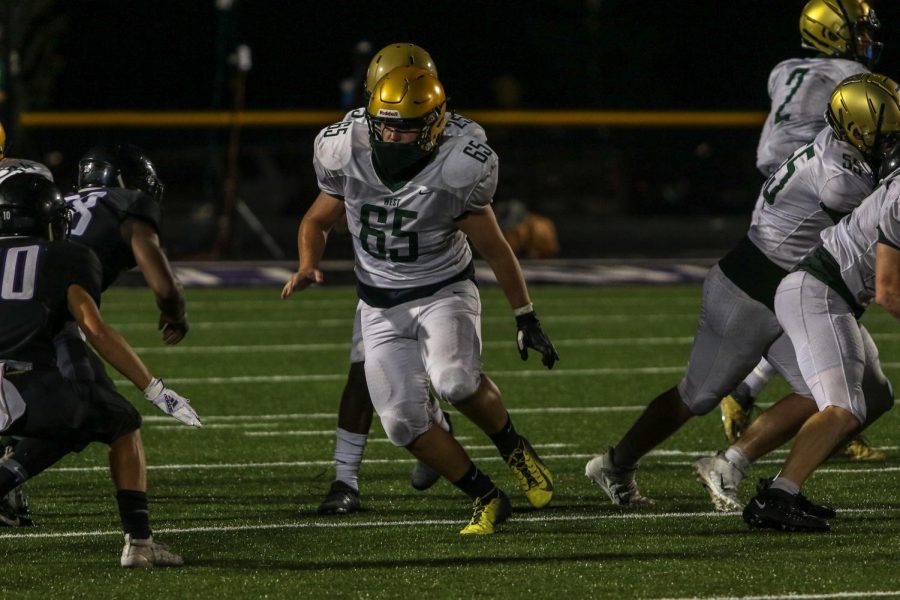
[3,284,899,599]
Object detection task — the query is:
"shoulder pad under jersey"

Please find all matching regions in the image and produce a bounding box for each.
[315,119,362,172]
[343,107,367,122]
[444,113,487,143]
[440,135,498,189]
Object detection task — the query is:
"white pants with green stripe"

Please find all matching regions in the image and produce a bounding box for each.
[775,271,894,425]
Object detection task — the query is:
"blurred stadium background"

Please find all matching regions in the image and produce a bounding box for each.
[3,0,900,261]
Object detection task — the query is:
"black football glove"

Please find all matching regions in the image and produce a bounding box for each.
[515,311,560,369]
[159,312,189,345]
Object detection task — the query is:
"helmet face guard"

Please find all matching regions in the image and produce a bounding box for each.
[846,4,882,66]
[800,0,883,67]
[366,108,446,153]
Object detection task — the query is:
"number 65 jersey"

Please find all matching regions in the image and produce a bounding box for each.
[314,119,498,304]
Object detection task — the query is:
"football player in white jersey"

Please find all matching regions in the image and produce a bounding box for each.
[692,75,900,516]
[586,74,900,508]
[742,146,900,532]
[314,44,489,517]
[721,0,884,454]
[283,66,558,534]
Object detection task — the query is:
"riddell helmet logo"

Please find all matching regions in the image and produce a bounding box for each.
[377,109,401,118]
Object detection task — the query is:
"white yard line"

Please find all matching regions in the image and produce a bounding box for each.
[651,592,900,600]
[113,367,687,387]
[44,453,899,475]
[129,336,696,354]
[0,507,895,541]
[140,406,652,423]
[102,296,705,311]
[115,362,900,386]
[108,313,699,330]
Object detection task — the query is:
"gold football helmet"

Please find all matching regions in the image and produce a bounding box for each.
[366,66,447,152]
[826,73,900,163]
[365,43,437,96]
[800,0,881,65]
[0,121,6,159]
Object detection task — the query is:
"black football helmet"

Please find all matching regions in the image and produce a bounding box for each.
[0,174,69,240]
[77,144,165,203]
[878,141,900,182]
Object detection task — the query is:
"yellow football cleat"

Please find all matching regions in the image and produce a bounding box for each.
[459,490,512,535]
[840,436,887,462]
[506,438,554,509]
[721,395,752,445]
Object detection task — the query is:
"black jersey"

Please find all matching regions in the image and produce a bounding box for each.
[0,238,102,368]
[65,187,161,291]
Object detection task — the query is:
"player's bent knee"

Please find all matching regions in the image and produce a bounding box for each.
[111,404,143,441]
[433,368,479,404]
[379,410,422,447]
[676,380,717,416]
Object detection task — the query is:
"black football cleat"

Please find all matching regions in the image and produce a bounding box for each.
[743,482,830,532]
[317,480,361,515]
[756,477,836,520]
[0,490,33,527]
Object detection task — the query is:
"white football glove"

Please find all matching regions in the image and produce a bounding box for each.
[143,378,202,427]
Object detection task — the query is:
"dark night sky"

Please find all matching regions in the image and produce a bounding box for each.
[39,0,900,112]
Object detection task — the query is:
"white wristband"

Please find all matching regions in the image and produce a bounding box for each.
[143,377,165,400]
[513,303,534,317]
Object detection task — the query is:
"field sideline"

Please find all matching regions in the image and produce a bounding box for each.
[3,284,899,599]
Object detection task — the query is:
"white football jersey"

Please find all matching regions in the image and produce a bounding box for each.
[342,107,487,143]
[0,158,53,182]
[748,127,875,270]
[756,57,868,176]
[314,118,498,290]
[819,176,900,307]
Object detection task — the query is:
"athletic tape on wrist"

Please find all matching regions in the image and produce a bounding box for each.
[513,303,534,317]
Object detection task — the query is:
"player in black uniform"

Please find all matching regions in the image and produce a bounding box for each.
[0,122,55,520]
[0,173,199,567]
[1,144,191,522]
[57,144,188,384]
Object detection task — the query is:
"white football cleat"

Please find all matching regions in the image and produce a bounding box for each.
[692,453,744,512]
[120,534,184,568]
[585,448,653,506]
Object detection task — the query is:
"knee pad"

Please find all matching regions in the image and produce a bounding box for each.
[676,379,717,416]
[433,368,479,404]
[378,409,422,447]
